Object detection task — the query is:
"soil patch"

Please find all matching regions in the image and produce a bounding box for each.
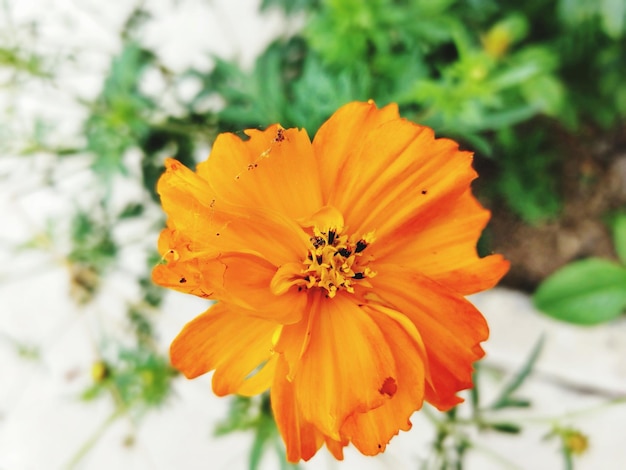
[484,123,626,291]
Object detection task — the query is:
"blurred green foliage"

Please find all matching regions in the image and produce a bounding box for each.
[424,335,588,469]
[198,0,625,224]
[86,42,155,184]
[82,348,177,411]
[215,394,298,470]
[0,45,51,80]
[46,0,626,226]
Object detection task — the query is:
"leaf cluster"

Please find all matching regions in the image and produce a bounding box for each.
[216,394,298,470]
[426,336,592,469]
[82,347,177,412]
[425,337,547,468]
[189,0,625,223]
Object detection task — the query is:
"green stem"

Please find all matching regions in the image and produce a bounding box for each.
[485,397,626,425]
[64,409,123,470]
[470,441,525,470]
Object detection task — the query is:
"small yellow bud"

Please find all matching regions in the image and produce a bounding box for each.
[482,26,512,59]
[91,361,109,382]
[563,429,589,455]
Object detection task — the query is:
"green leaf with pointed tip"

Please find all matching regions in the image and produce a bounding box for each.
[489,422,522,434]
[534,259,626,325]
[612,214,626,266]
[493,397,531,408]
[489,335,544,410]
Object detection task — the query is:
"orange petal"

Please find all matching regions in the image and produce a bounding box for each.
[323,436,347,461]
[312,102,476,241]
[298,205,345,232]
[343,124,474,238]
[369,267,488,410]
[271,357,325,462]
[340,305,427,455]
[157,157,309,267]
[375,189,510,295]
[237,354,279,397]
[154,251,306,324]
[170,302,278,396]
[197,125,324,220]
[159,158,216,209]
[152,250,229,302]
[312,101,399,204]
[279,293,396,439]
[210,252,308,323]
[271,300,316,381]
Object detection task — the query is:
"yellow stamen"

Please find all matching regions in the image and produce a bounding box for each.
[298,226,376,298]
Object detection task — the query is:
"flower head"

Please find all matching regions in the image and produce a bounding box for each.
[153,101,509,461]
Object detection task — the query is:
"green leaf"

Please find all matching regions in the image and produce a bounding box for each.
[470,368,480,412]
[249,415,275,470]
[491,397,531,409]
[489,335,544,410]
[612,213,626,265]
[118,203,144,219]
[488,422,522,434]
[600,0,626,38]
[85,41,154,185]
[81,383,105,401]
[214,396,257,436]
[521,75,565,116]
[474,105,539,131]
[260,0,316,15]
[534,259,626,325]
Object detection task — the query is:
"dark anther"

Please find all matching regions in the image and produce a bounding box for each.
[179,277,187,283]
[307,253,313,260]
[421,189,428,195]
[316,255,323,264]
[355,240,368,253]
[311,236,326,248]
[337,248,352,257]
[352,272,365,279]
[327,229,336,244]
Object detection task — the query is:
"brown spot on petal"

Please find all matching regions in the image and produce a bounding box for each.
[378,377,397,397]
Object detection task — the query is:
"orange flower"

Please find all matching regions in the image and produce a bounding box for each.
[153,101,509,461]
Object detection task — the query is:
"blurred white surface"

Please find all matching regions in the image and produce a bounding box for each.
[1,1,625,469]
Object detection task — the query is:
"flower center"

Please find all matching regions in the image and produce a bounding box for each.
[301,227,376,298]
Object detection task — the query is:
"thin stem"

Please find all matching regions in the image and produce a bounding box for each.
[469,441,525,470]
[64,409,123,470]
[509,397,626,425]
